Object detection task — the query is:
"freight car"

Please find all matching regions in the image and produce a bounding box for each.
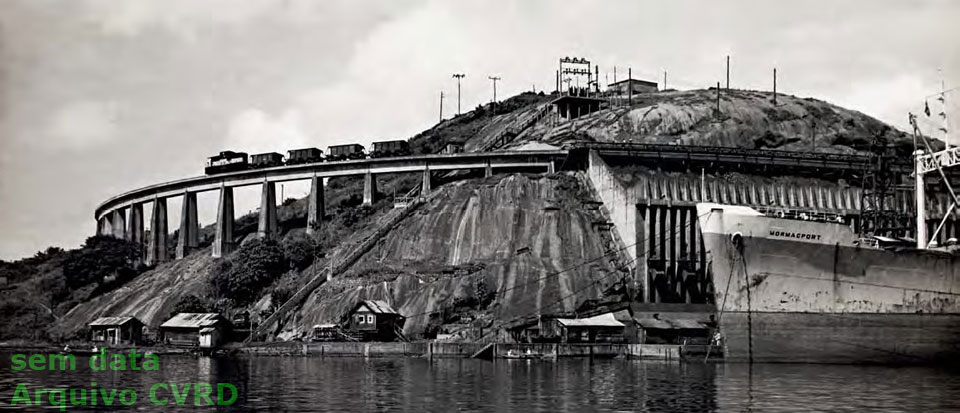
[250,152,285,168]
[287,148,324,165]
[205,151,248,175]
[369,140,411,158]
[327,144,366,162]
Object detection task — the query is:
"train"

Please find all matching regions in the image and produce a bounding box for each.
[203,141,414,175]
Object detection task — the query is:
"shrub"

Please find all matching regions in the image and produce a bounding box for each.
[282,233,317,271]
[210,238,288,306]
[172,294,209,314]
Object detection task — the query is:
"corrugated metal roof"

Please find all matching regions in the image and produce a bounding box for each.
[89,317,137,327]
[160,313,221,329]
[636,318,707,330]
[359,300,399,315]
[556,313,625,328]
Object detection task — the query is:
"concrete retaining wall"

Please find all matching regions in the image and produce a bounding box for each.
[241,342,685,361]
[587,150,637,266]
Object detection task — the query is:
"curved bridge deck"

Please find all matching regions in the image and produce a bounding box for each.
[95,150,565,220]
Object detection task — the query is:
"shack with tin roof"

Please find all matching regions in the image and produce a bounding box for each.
[159,313,229,348]
[89,316,144,346]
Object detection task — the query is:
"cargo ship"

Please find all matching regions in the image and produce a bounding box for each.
[697,202,960,364]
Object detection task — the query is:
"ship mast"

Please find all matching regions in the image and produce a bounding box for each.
[911,113,960,249]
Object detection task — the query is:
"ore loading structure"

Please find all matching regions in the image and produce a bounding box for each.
[696,99,960,364]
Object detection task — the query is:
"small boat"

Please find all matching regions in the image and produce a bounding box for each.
[504,349,543,359]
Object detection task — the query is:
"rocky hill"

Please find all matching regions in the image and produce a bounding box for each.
[4,87,915,343]
[511,89,911,155]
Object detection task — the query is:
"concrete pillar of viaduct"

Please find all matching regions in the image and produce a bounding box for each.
[146,198,168,266]
[258,181,278,239]
[422,166,432,194]
[363,171,378,206]
[176,191,199,259]
[213,186,235,258]
[306,176,325,236]
[484,161,493,178]
[128,203,144,260]
[96,217,107,236]
[111,209,126,239]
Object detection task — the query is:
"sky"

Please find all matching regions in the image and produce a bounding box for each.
[1,0,958,260]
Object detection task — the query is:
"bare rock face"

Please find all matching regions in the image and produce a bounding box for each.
[51,251,219,336]
[292,174,630,338]
[516,89,907,154]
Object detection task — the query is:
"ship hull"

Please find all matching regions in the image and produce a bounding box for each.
[697,203,960,364]
[720,312,960,364]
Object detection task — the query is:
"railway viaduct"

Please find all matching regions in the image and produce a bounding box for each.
[94,142,907,267]
[94,151,562,265]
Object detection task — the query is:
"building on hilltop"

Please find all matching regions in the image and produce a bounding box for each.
[89,316,144,346]
[551,95,606,121]
[607,78,658,95]
[345,300,406,342]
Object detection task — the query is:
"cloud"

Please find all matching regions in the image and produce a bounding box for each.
[43,100,121,150]
[78,0,417,38]
[224,108,312,154]
[79,0,276,36]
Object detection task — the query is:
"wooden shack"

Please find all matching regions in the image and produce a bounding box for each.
[550,313,625,343]
[159,313,228,348]
[89,317,144,346]
[345,300,405,342]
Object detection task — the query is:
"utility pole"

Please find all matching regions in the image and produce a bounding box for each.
[773,67,778,104]
[716,81,721,116]
[439,90,445,122]
[594,65,599,96]
[452,73,465,115]
[488,75,501,106]
[726,55,730,90]
[663,70,667,91]
[628,68,633,105]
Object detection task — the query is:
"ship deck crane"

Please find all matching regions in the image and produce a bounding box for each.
[911,113,960,249]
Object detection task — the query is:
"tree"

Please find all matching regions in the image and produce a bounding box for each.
[62,236,140,289]
[172,294,209,314]
[210,238,288,306]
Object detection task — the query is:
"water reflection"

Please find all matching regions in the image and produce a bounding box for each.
[0,352,957,412]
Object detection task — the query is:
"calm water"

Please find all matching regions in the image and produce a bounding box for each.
[1,352,958,412]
